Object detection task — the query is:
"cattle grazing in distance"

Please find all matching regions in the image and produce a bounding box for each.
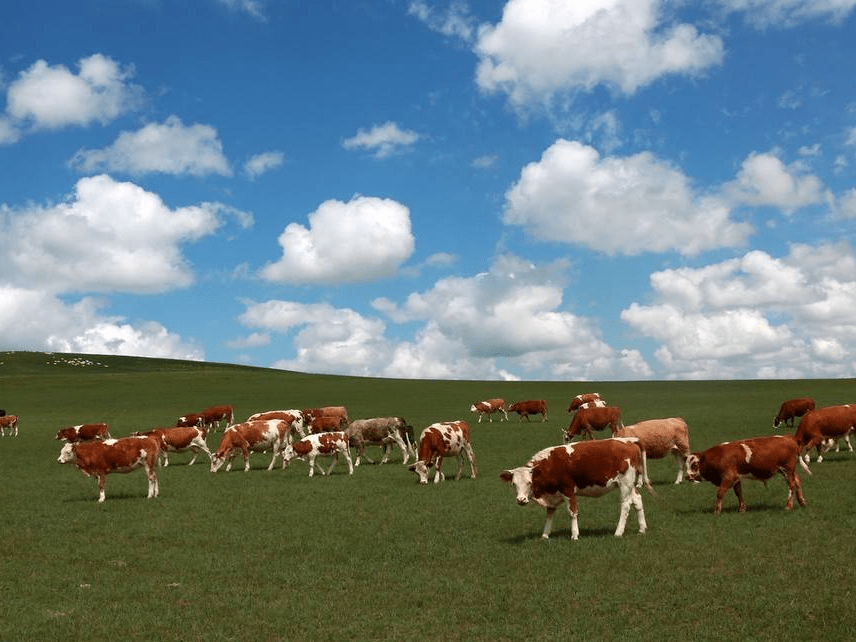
[500,438,647,540]
[0,414,18,437]
[567,392,603,413]
[55,423,111,442]
[773,397,815,430]
[200,405,234,432]
[210,420,289,472]
[470,398,508,423]
[246,410,306,442]
[282,431,354,476]
[613,418,691,489]
[686,435,809,515]
[345,417,415,466]
[409,420,477,484]
[508,400,548,422]
[565,406,623,441]
[793,405,856,463]
[132,426,212,466]
[57,436,161,503]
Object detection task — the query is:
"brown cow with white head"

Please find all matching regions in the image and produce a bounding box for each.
[470,399,508,423]
[793,405,856,463]
[773,397,815,430]
[409,420,477,484]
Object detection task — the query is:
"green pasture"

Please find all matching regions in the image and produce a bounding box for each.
[1,351,854,641]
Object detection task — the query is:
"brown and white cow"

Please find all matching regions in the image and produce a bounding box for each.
[686,435,809,515]
[345,417,415,466]
[176,412,205,428]
[55,423,111,442]
[567,392,603,413]
[564,406,623,441]
[57,436,161,503]
[613,418,691,488]
[246,410,306,442]
[0,414,18,437]
[408,420,477,484]
[282,431,354,476]
[308,415,349,434]
[200,404,234,432]
[508,400,548,422]
[500,438,647,540]
[470,399,509,423]
[773,397,815,430]
[793,405,856,463]
[132,426,212,466]
[302,406,349,426]
[210,420,288,472]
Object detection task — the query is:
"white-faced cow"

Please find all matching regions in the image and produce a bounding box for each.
[564,406,623,441]
[613,418,691,489]
[508,400,548,422]
[0,414,18,437]
[132,426,212,466]
[246,410,306,442]
[408,420,477,484]
[200,404,234,432]
[176,412,205,428]
[470,399,509,423]
[55,423,111,442]
[57,436,161,503]
[210,420,288,472]
[500,438,647,541]
[345,417,414,466]
[567,392,603,413]
[282,431,353,476]
[793,405,856,463]
[773,397,816,430]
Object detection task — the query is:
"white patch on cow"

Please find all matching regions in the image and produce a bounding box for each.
[741,444,753,464]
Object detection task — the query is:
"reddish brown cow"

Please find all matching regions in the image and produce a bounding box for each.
[55,423,111,442]
[773,397,815,430]
[210,420,288,472]
[686,435,809,515]
[246,410,306,442]
[565,406,623,441]
[793,405,856,463]
[282,431,354,476]
[308,415,348,433]
[57,436,161,503]
[508,400,548,422]
[132,426,212,466]
[567,392,603,413]
[409,420,477,484]
[500,438,647,540]
[176,412,205,428]
[200,404,234,431]
[302,406,349,426]
[0,414,18,437]
[470,399,509,423]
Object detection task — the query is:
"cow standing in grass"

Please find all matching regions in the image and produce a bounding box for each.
[409,420,477,484]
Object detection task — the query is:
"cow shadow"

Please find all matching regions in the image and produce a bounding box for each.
[503,526,616,544]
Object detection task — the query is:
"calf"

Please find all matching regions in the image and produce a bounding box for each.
[282,431,354,476]
[408,420,477,484]
[210,420,288,472]
[246,410,306,442]
[508,400,548,422]
[345,417,414,466]
[55,423,111,442]
[500,438,646,540]
[132,426,212,466]
[470,398,509,423]
[0,414,18,437]
[567,392,603,413]
[613,418,691,488]
[686,435,808,515]
[773,397,815,430]
[793,405,856,463]
[564,406,623,441]
[57,436,161,503]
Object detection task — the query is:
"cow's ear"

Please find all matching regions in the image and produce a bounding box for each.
[499,470,513,483]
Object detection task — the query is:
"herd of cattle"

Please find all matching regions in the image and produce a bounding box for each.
[6,391,851,540]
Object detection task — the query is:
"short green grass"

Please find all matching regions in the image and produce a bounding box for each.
[1,351,854,641]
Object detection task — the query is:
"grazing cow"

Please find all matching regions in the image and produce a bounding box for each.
[567,392,603,413]
[0,414,18,437]
[132,426,212,466]
[508,400,548,422]
[282,431,354,476]
[408,420,477,484]
[793,405,856,463]
[302,406,349,427]
[470,399,509,423]
[686,435,808,515]
[200,404,234,432]
[773,397,815,430]
[210,420,288,472]
[613,418,691,488]
[345,417,415,466]
[57,436,161,503]
[565,406,623,441]
[500,438,647,540]
[308,415,349,433]
[246,410,306,442]
[55,423,111,442]
[176,412,205,428]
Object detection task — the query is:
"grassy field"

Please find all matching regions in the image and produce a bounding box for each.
[1,351,854,641]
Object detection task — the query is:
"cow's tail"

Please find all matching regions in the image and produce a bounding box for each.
[798,453,812,476]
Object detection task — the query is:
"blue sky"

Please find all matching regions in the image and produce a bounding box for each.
[2,0,856,381]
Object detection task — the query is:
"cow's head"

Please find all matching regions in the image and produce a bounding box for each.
[210,451,229,473]
[408,460,433,484]
[281,444,297,466]
[500,467,533,505]
[57,443,76,464]
[685,454,702,482]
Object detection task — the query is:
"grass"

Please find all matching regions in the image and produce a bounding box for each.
[1,351,854,641]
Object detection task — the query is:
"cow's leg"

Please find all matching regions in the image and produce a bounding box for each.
[361,445,376,466]
[673,451,685,484]
[308,454,316,477]
[465,443,477,479]
[147,464,159,499]
[614,481,634,537]
[242,447,252,472]
[733,480,747,512]
[267,446,280,471]
[97,474,107,503]
[325,453,338,476]
[187,447,198,466]
[434,456,444,483]
[782,469,806,510]
[341,447,354,475]
[714,477,737,515]
[501,409,508,421]
[454,452,464,481]
[568,495,580,540]
[542,507,557,539]
[632,487,647,534]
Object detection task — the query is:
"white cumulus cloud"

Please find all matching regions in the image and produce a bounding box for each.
[342,122,421,158]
